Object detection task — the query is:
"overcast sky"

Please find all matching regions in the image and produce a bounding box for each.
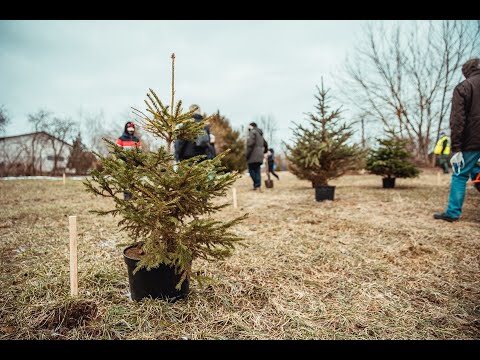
[1,20,381,148]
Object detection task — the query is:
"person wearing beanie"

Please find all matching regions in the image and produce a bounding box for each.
[434,58,480,222]
[174,104,211,162]
[117,121,142,150]
[116,121,142,200]
[246,122,268,190]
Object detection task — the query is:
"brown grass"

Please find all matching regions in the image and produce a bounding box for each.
[0,170,479,339]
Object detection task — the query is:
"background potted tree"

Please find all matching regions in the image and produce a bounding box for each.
[84,54,246,302]
[366,137,420,188]
[285,80,364,201]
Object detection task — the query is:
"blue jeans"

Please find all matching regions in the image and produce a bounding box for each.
[445,151,480,218]
[248,162,262,189]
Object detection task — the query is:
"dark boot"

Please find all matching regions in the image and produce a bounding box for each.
[433,213,459,222]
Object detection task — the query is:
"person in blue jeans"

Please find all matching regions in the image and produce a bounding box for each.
[434,58,480,222]
[246,122,267,190]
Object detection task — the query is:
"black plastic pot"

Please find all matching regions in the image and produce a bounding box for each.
[265,179,274,188]
[382,177,396,189]
[123,245,189,302]
[315,185,335,201]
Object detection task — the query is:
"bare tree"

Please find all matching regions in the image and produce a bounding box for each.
[0,137,26,176]
[0,105,9,135]
[358,112,369,149]
[77,109,117,156]
[27,109,51,175]
[430,20,480,164]
[258,114,278,150]
[26,110,77,175]
[43,116,77,175]
[340,20,480,165]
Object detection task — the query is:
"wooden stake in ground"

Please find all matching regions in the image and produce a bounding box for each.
[232,187,238,209]
[437,171,441,186]
[63,172,66,186]
[69,216,78,296]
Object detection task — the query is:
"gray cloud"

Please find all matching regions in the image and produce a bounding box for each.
[1,20,372,148]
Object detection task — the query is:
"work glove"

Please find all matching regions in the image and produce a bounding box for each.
[450,152,464,176]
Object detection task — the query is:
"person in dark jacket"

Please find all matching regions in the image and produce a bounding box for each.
[434,58,480,222]
[246,122,267,190]
[116,121,142,200]
[266,148,279,180]
[174,104,211,162]
[117,121,142,150]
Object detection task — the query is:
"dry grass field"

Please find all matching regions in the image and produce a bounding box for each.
[0,170,479,339]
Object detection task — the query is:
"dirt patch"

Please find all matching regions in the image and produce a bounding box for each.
[35,300,98,331]
[399,244,435,257]
[303,219,322,225]
[124,244,144,260]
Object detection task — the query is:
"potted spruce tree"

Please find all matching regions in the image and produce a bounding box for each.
[285,81,364,201]
[84,54,247,302]
[366,137,419,188]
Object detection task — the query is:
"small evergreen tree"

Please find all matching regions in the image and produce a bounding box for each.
[67,133,96,175]
[366,137,420,180]
[84,54,247,288]
[285,81,364,187]
[209,111,247,173]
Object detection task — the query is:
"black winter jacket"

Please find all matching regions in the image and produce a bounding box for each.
[449,69,480,152]
[174,114,211,161]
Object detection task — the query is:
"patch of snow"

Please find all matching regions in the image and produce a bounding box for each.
[100,239,116,249]
[15,247,26,254]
